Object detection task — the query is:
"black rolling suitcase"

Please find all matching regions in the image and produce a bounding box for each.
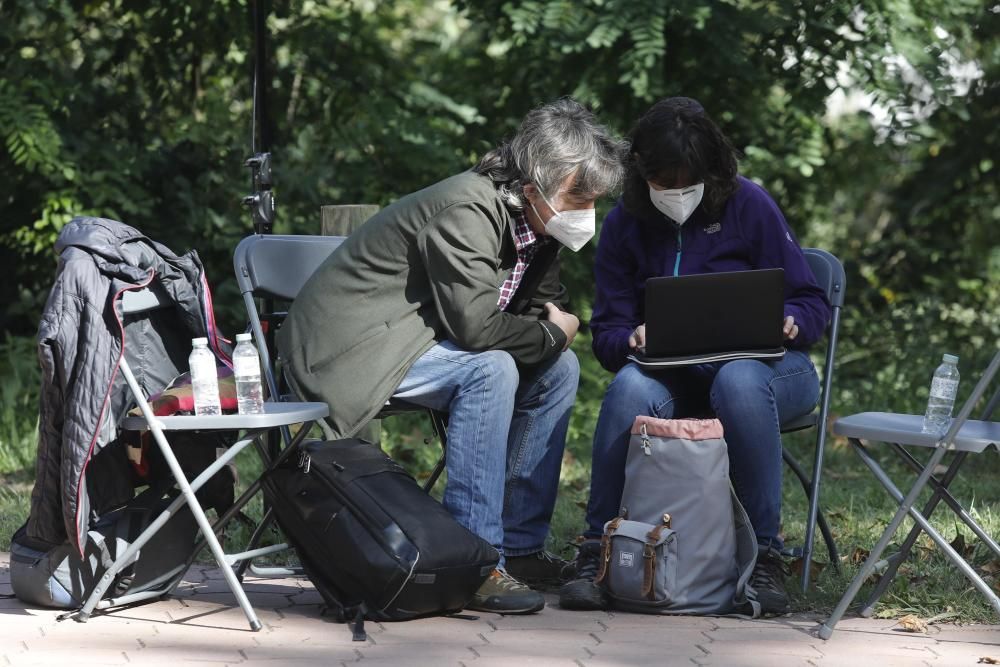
[262,438,498,634]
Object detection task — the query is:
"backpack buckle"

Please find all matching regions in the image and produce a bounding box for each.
[297,450,311,473]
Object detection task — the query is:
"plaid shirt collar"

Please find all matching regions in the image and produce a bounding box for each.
[511,213,538,251]
[497,214,543,311]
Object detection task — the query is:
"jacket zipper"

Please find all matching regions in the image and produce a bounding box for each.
[673,226,683,276]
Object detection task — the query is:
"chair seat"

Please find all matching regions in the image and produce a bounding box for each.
[833,412,1000,453]
[378,396,434,418]
[780,412,818,433]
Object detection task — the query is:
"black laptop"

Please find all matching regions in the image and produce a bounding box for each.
[628,268,786,368]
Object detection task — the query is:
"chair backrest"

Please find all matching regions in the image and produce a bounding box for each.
[234,234,346,301]
[802,248,846,312]
[802,247,846,414]
[800,247,846,404]
[119,280,208,406]
[121,281,174,314]
[233,234,346,402]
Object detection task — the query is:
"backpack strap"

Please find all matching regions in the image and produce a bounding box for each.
[594,516,624,585]
[351,603,367,642]
[728,484,763,618]
[641,514,672,600]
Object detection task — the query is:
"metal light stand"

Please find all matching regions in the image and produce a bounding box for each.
[243,152,275,235]
[234,0,289,580]
[242,0,276,395]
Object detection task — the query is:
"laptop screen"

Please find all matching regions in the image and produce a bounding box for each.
[642,268,785,359]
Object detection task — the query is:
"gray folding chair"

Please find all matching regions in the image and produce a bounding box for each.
[233,233,448,490]
[779,248,846,590]
[818,349,1000,639]
[73,281,328,631]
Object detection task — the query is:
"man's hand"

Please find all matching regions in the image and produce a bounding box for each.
[544,302,579,350]
[628,324,646,350]
[783,315,799,341]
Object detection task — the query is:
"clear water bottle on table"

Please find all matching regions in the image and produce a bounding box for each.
[233,332,264,415]
[921,353,960,436]
[189,337,221,416]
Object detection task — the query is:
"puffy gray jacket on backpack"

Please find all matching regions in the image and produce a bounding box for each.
[28,217,226,554]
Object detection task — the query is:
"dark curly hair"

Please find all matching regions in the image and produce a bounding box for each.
[622,97,742,222]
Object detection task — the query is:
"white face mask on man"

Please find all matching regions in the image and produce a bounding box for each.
[530,188,595,252]
[649,182,705,224]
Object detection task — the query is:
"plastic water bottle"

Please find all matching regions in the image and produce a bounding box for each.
[233,333,264,415]
[189,337,221,416]
[921,354,960,435]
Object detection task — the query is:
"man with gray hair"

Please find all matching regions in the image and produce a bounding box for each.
[278,98,624,614]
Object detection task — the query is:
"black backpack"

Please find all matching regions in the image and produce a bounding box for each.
[261,438,499,638]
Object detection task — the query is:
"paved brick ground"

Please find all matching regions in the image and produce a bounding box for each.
[2,553,998,666]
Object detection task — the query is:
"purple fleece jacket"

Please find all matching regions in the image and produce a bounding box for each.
[591,176,831,373]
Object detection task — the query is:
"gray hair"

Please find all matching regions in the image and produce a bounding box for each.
[473,98,626,211]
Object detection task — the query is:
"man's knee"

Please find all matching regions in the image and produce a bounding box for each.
[472,349,520,396]
[550,350,581,391]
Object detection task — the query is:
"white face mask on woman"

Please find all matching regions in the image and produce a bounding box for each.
[649,182,705,224]
[531,188,595,252]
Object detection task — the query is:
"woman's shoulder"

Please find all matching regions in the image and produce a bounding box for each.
[728,175,785,220]
[732,175,778,205]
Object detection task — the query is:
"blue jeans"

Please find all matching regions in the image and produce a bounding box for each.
[584,351,819,550]
[393,341,579,562]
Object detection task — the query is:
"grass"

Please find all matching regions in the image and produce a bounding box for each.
[1,332,998,624]
[0,335,40,475]
[776,430,1000,623]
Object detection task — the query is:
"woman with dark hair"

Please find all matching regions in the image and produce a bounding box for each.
[558,97,831,615]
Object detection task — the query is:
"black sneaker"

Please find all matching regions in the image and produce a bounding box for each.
[466,569,545,615]
[558,539,609,610]
[750,547,791,615]
[504,550,574,588]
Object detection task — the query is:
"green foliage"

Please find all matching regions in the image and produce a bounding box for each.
[0,80,64,177]
[0,335,40,475]
[1,0,997,619]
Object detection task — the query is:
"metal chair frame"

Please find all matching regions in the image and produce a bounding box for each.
[819,350,1000,639]
[71,282,327,631]
[779,248,846,590]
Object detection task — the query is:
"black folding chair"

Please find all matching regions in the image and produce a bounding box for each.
[818,349,1000,639]
[779,248,846,590]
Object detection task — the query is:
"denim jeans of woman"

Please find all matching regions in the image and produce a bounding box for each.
[583,350,819,550]
[393,340,579,564]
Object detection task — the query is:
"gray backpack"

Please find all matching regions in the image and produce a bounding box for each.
[596,416,760,616]
[10,483,198,610]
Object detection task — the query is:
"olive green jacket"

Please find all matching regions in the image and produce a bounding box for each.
[277,171,568,438]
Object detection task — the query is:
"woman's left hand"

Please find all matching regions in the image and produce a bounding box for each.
[783,315,799,341]
[628,323,646,350]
